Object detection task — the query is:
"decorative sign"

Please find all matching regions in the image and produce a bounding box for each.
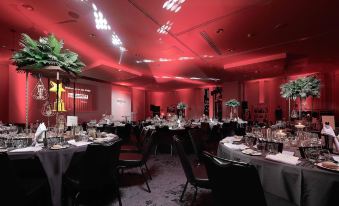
[67,116,78,126]
[63,83,96,112]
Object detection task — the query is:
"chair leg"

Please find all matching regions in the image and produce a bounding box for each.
[154,145,158,156]
[180,180,189,202]
[170,144,173,156]
[191,186,198,205]
[116,186,122,206]
[144,163,152,180]
[140,166,151,193]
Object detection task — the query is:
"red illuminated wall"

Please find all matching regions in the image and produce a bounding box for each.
[132,88,145,121]
[146,88,204,119]
[0,63,9,122]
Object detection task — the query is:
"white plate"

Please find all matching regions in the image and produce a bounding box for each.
[242,149,262,156]
[316,161,339,172]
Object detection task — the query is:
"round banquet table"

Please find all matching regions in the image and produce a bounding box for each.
[8,145,88,206]
[217,143,339,206]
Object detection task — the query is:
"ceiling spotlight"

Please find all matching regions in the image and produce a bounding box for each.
[163,0,186,13]
[178,56,194,60]
[22,4,34,11]
[159,58,171,62]
[1,45,6,48]
[143,59,154,63]
[190,77,201,80]
[157,21,173,34]
[247,33,255,38]
[162,76,171,79]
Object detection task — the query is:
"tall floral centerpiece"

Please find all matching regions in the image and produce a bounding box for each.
[177,102,187,118]
[225,99,240,120]
[280,75,320,120]
[12,33,85,128]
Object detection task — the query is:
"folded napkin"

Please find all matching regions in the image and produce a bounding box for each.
[221,136,242,143]
[68,140,93,147]
[266,153,300,165]
[10,146,42,153]
[332,155,339,163]
[35,123,47,139]
[321,124,336,138]
[223,143,248,150]
[282,150,295,156]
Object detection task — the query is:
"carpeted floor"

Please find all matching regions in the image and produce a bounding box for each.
[118,154,212,206]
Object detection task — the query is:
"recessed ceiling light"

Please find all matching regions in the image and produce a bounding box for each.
[118,69,122,71]
[247,33,255,38]
[1,45,6,48]
[274,23,287,30]
[175,76,184,79]
[190,77,201,80]
[216,28,224,34]
[22,4,34,11]
[88,33,96,38]
[68,11,80,19]
[162,76,171,79]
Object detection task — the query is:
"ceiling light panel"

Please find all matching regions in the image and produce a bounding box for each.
[92,3,111,30]
[157,21,173,34]
[163,0,186,13]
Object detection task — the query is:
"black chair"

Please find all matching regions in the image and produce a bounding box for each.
[118,130,156,193]
[121,127,150,153]
[202,151,267,206]
[222,122,236,137]
[0,153,51,206]
[154,126,174,156]
[173,136,211,204]
[189,128,215,163]
[63,139,123,206]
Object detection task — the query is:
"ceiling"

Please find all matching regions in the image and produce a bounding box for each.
[0,0,338,90]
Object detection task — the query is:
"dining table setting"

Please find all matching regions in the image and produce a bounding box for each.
[218,131,339,206]
[0,124,119,206]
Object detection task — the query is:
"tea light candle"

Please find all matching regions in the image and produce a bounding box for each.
[295,123,305,129]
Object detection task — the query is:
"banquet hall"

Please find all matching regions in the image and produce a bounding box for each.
[1,0,339,206]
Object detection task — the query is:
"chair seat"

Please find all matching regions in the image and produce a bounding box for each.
[119,152,143,167]
[192,163,211,189]
[121,144,139,152]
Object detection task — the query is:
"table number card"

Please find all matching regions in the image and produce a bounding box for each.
[67,116,78,126]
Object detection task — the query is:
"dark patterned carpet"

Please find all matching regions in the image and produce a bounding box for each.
[118,154,212,206]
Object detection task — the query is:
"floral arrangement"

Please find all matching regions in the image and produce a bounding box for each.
[225,99,240,107]
[280,75,321,100]
[280,75,321,119]
[177,102,187,110]
[12,33,85,75]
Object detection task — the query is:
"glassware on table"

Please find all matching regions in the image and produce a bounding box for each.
[267,142,278,154]
[304,147,320,163]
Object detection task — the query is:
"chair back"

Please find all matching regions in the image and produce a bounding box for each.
[103,125,115,134]
[200,122,211,135]
[0,153,25,205]
[189,129,206,161]
[80,139,122,190]
[222,122,236,137]
[141,130,156,162]
[173,136,195,183]
[202,151,267,206]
